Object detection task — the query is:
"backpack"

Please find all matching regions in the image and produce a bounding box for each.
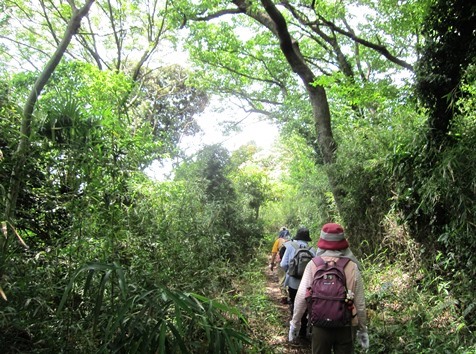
[306,257,354,327]
[276,239,289,263]
[287,242,314,279]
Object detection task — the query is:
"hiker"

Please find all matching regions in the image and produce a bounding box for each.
[288,223,369,353]
[269,227,290,272]
[269,227,291,303]
[280,226,316,339]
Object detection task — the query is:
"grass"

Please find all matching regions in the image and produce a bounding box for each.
[232,234,476,354]
[362,250,475,354]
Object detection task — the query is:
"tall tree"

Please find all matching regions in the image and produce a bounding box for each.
[2,0,94,261]
[1,0,208,157]
[182,0,419,216]
[415,0,476,149]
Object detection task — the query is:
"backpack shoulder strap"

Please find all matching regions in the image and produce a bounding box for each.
[336,257,351,270]
[334,258,351,284]
[312,256,325,267]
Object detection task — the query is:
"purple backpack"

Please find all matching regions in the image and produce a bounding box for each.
[306,257,354,327]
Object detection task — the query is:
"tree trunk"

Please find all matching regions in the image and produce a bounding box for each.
[235,0,344,210]
[416,0,475,151]
[1,0,95,263]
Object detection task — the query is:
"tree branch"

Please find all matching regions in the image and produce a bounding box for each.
[317,15,414,71]
[193,8,243,22]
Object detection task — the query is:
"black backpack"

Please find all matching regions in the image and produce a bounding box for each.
[306,257,354,327]
[287,242,314,279]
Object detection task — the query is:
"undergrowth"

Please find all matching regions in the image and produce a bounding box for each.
[239,232,476,354]
[230,244,283,353]
[362,235,476,354]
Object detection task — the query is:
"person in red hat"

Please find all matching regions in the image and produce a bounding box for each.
[288,223,369,353]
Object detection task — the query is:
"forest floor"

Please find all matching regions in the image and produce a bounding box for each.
[262,266,311,354]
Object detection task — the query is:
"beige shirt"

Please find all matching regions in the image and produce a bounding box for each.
[290,253,367,331]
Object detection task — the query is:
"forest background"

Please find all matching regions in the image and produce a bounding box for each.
[0,0,475,353]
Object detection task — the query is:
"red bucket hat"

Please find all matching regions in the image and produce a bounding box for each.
[317,223,349,250]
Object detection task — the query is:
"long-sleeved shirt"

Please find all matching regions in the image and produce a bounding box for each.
[290,250,368,331]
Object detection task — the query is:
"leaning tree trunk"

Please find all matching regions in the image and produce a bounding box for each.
[234,0,345,212]
[1,0,96,268]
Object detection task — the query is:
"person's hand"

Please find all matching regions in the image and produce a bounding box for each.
[269,263,274,272]
[288,323,300,342]
[357,330,369,350]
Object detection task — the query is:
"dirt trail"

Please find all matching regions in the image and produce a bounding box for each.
[263,267,311,353]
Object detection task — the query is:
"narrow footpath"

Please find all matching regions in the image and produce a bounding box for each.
[263,266,311,354]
